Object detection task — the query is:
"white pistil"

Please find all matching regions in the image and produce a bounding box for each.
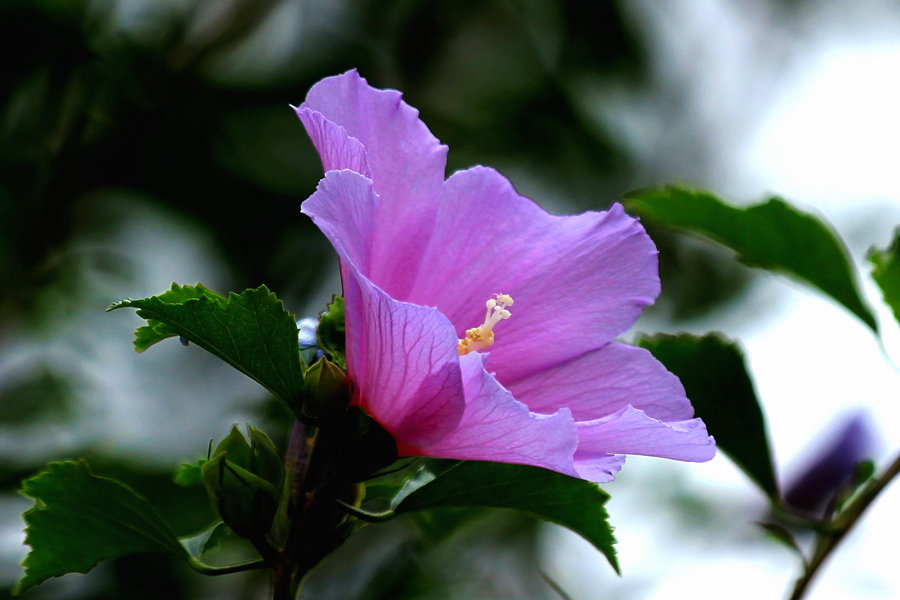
[458,293,514,355]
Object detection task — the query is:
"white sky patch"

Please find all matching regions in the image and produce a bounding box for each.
[741,42,900,206]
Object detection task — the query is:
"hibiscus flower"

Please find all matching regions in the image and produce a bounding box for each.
[294,70,714,482]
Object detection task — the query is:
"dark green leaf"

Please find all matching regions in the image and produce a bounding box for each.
[125,283,225,350]
[181,520,233,559]
[757,522,806,564]
[108,283,304,408]
[869,229,900,326]
[317,295,346,370]
[625,187,877,331]
[394,461,618,573]
[17,460,187,594]
[200,521,234,556]
[638,333,779,499]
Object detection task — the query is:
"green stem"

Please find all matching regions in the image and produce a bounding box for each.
[770,502,833,534]
[789,450,900,600]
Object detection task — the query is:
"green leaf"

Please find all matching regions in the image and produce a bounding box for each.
[108,283,304,408]
[757,522,806,564]
[17,460,188,594]
[125,283,225,350]
[638,333,779,500]
[394,461,618,573]
[869,229,900,326]
[625,187,878,331]
[180,521,233,559]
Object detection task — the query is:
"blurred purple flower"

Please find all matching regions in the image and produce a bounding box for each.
[784,413,875,513]
[294,70,715,482]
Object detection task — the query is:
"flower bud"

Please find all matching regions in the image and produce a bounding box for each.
[201,426,284,539]
[303,357,351,420]
[247,425,284,488]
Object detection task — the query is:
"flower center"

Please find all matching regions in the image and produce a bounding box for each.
[457,293,514,355]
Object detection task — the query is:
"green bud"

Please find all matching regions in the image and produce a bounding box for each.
[247,425,284,488]
[214,425,253,467]
[303,357,351,420]
[201,426,285,539]
[201,454,279,539]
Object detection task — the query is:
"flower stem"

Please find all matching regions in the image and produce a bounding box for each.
[789,449,900,600]
[270,419,361,599]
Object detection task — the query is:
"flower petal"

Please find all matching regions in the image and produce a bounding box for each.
[508,342,694,422]
[404,166,660,383]
[294,106,371,177]
[571,454,626,483]
[411,353,580,477]
[297,69,448,208]
[576,405,716,463]
[302,170,378,274]
[303,169,439,296]
[341,264,465,448]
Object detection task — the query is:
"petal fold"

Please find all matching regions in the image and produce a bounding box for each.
[294,106,371,177]
[301,168,439,300]
[414,353,580,478]
[301,170,379,275]
[576,405,716,463]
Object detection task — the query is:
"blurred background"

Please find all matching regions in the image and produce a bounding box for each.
[2,0,900,598]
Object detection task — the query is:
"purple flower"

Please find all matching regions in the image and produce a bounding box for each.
[784,413,875,514]
[294,70,715,482]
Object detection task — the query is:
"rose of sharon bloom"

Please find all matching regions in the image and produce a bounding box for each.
[294,70,715,482]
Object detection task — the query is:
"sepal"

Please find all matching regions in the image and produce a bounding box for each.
[316,295,346,369]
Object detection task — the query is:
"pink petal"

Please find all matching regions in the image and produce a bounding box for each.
[302,169,442,302]
[342,266,466,448]
[572,454,626,483]
[294,107,371,177]
[508,342,694,422]
[301,170,380,275]
[297,69,448,209]
[305,168,442,300]
[576,405,716,463]
[412,353,580,477]
[404,166,660,383]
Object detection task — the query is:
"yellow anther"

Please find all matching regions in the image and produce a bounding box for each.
[458,294,513,355]
[495,293,514,307]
